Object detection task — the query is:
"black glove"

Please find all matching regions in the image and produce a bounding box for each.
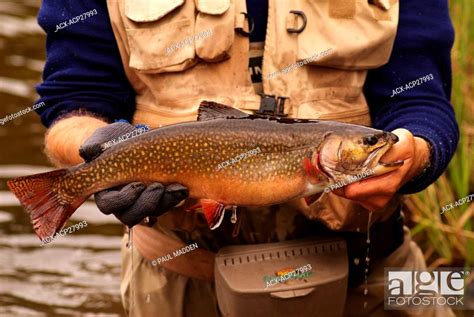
[79,122,188,227]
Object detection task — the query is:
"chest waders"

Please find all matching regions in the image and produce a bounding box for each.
[107,0,401,316]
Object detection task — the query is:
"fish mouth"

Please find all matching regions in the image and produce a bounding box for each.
[317,131,403,181]
[373,158,404,175]
[365,135,404,176]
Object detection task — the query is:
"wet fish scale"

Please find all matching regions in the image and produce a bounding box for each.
[71,120,309,192]
[8,102,401,240]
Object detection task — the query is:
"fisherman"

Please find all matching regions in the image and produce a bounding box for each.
[35,0,458,316]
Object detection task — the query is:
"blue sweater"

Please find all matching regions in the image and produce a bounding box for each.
[36,0,458,194]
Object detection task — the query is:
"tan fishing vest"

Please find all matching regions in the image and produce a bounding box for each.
[106,0,400,232]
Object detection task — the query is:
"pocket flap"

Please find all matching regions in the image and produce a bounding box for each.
[125,0,185,22]
[195,0,230,15]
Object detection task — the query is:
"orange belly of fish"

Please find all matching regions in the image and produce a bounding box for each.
[180,174,308,206]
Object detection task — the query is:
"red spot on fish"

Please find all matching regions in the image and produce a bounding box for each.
[303,157,321,184]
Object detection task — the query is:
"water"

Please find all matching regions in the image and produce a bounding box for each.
[127,229,133,317]
[362,211,373,311]
[0,1,125,316]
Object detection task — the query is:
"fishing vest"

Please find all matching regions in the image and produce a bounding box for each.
[106,0,400,232]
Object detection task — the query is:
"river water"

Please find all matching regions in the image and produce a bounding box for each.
[0,1,124,316]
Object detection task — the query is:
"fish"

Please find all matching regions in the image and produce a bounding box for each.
[8,101,403,240]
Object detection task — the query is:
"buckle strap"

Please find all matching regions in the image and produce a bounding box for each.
[256,94,288,116]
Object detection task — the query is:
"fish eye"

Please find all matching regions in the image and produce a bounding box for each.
[363,135,378,146]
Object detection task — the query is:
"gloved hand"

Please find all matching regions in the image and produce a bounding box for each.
[79,121,189,227]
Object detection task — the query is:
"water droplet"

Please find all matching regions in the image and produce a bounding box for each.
[146,294,150,303]
[354,258,360,265]
[361,212,372,309]
[231,206,237,224]
[127,228,133,249]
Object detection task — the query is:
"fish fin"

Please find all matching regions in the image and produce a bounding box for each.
[185,202,202,212]
[304,193,322,206]
[197,101,249,121]
[7,169,87,240]
[200,199,226,230]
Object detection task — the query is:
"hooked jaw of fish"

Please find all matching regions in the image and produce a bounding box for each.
[315,130,404,184]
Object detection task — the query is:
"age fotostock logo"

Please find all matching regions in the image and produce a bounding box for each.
[385,269,470,310]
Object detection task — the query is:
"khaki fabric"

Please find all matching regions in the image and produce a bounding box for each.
[121,234,220,317]
[121,228,454,317]
[103,0,451,316]
[106,0,398,125]
[106,0,400,234]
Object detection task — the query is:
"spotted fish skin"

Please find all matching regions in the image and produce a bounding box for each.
[8,102,400,240]
[62,118,328,206]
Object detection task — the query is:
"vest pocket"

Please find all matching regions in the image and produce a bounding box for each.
[124,0,197,73]
[293,0,399,70]
[194,0,234,62]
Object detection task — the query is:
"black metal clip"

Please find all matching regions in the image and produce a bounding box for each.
[287,10,307,34]
[235,12,254,37]
[256,94,288,117]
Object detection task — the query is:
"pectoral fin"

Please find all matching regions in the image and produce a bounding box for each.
[304,193,323,206]
[200,199,226,230]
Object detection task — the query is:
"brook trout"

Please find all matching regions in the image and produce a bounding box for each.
[8,101,403,240]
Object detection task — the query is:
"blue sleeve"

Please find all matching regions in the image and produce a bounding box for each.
[364,0,459,194]
[36,0,136,127]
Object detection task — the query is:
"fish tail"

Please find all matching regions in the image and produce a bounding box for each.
[7,169,87,240]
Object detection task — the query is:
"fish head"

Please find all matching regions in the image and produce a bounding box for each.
[316,127,404,183]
